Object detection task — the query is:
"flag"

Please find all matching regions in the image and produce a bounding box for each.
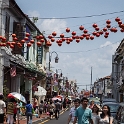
[10,66,16,77]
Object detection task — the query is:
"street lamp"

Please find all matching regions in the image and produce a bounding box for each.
[49,51,59,71]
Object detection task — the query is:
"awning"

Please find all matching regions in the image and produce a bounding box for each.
[34,86,47,96]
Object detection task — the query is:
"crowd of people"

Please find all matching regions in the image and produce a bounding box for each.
[67,97,113,124]
[0,94,72,124]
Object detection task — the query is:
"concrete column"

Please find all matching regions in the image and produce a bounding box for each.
[0,54,4,94]
[25,79,32,102]
[16,75,21,93]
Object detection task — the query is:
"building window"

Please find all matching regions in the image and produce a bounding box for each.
[5,12,10,41]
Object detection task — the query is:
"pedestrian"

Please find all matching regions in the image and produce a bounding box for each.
[49,101,54,119]
[38,100,43,118]
[13,99,17,124]
[73,97,93,124]
[98,105,113,124]
[92,104,100,124]
[67,99,80,124]
[25,100,33,124]
[6,98,15,124]
[54,99,61,120]
[89,100,94,110]
[0,94,6,124]
[33,97,38,113]
[62,98,66,111]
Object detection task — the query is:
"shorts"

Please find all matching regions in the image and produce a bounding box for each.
[0,114,4,123]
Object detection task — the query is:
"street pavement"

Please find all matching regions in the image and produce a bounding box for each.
[40,109,69,124]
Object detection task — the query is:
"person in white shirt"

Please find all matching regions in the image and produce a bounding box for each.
[0,94,6,124]
[67,99,80,124]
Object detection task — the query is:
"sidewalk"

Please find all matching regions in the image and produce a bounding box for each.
[15,113,49,124]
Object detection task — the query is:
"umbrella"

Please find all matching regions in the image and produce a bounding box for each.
[52,97,61,101]
[34,86,47,96]
[8,92,26,103]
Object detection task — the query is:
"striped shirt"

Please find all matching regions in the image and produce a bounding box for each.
[7,102,14,115]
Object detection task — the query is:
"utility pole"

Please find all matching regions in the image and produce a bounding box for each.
[90,67,92,94]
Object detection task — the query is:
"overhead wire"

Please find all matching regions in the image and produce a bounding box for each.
[56,39,121,53]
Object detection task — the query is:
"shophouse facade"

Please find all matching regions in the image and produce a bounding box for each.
[0,0,48,102]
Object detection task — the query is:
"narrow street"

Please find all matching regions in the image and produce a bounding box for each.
[41,110,69,124]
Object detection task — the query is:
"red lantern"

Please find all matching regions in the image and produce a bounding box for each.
[30,39,34,44]
[66,27,70,33]
[106,20,111,24]
[48,35,52,39]
[76,39,80,43]
[25,33,30,37]
[24,37,29,41]
[80,36,84,40]
[0,36,2,39]
[12,34,16,37]
[83,29,88,34]
[52,31,57,36]
[115,17,120,22]
[39,35,44,39]
[79,25,84,30]
[46,41,52,46]
[60,33,64,38]
[10,44,14,48]
[92,31,97,36]
[62,38,65,41]
[69,38,73,42]
[99,30,103,35]
[72,35,76,39]
[106,24,111,28]
[40,39,44,43]
[2,43,6,47]
[6,42,11,46]
[72,31,76,36]
[75,36,79,39]
[13,37,18,41]
[51,38,55,42]
[37,42,42,47]
[103,27,107,32]
[92,23,98,28]
[96,33,100,37]
[86,36,90,40]
[21,40,25,44]
[104,35,108,38]
[11,42,16,45]
[27,42,32,47]
[18,43,22,48]
[120,29,124,32]
[113,28,118,33]
[56,40,59,43]
[105,32,109,35]
[58,39,62,43]
[95,27,99,31]
[66,40,70,44]
[90,36,94,40]
[83,33,87,37]
[36,36,40,40]
[118,21,122,25]
[2,37,6,42]
[58,43,62,46]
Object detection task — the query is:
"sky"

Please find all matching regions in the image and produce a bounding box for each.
[15,0,124,91]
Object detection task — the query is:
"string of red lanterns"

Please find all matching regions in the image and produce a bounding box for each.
[0,17,124,48]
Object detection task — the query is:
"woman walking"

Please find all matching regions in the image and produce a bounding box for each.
[39,100,43,118]
[92,104,100,124]
[98,105,113,124]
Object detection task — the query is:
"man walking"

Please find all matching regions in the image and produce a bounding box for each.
[73,97,93,124]
[67,99,80,124]
[54,99,61,120]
